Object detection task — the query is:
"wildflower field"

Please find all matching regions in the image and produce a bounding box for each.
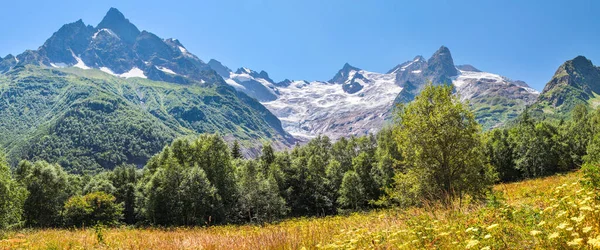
[2,171,598,249]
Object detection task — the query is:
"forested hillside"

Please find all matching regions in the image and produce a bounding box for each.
[0,66,292,173]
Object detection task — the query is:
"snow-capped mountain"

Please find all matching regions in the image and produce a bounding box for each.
[2,8,218,85]
[0,8,296,152]
[214,46,540,139]
[264,68,401,140]
[208,59,278,102]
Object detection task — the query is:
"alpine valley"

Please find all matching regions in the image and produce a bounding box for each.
[1,7,596,173]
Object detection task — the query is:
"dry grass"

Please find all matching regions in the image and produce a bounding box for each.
[1,171,592,249]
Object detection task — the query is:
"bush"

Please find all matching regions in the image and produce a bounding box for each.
[63,192,123,227]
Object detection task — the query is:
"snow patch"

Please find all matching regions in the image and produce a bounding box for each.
[452,70,505,87]
[155,66,177,75]
[92,28,119,40]
[120,67,147,79]
[100,67,116,76]
[71,51,90,70]
[178,46,188,54]
[50,62,67,68]
[411,70,422,74]
[225,78,247,90]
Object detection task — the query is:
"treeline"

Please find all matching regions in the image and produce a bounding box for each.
[0,84,599,229]
[484,104,600,182]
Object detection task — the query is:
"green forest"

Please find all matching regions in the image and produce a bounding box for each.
[1,83,599,231]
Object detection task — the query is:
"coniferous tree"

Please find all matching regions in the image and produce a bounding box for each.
[231,140,243,159]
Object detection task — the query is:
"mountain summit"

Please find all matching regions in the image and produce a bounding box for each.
[424,46,458,84]
[2,8,215,84]
[97,8,141,44]
[531,56,600,115]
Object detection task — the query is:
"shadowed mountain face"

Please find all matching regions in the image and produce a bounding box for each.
[5,8,215,85]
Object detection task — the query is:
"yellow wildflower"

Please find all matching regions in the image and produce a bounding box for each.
[557,223,569,230]
[588,237,600,248]
[537,221,546,227]
[486,224,499,230]
[484,234,492,239]
[465,239,479,249]
[530,230,542,236]
[548,232,560,239]
[567,238,583,246]
[584,226,593,233]
[480,247,491,250]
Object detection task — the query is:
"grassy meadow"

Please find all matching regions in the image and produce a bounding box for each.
[2,171,595,249]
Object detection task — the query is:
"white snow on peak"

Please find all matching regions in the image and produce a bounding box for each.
[50,62,68,68]
[71,51,90,70]
[522,86,540,94]
[100,67,147,79]
[411,70,422,74]
[452,69,540,95]
[262,70,402,139]
[92,28,119,40]
[345,70,358,84]
[155,66,177,75]
[452,70,504,87]
[100,67,116,75]
[225,78,247,90]
[400,61,414,71]
[178,46,188,54]
[119,67,147,79]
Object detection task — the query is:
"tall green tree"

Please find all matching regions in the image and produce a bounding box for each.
[15,160,74,227]
[141,134,237,224]
[337,171,365,211]
[231,140,243,159]
[235,160,287,223]
[0,153,27,230]
[389,83,495,206]
[484,129,520,182]
[110,164,139,224]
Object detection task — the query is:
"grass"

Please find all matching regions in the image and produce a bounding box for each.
[1,171,595,249]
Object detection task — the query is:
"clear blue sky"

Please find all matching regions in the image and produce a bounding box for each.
[1,0,598,90]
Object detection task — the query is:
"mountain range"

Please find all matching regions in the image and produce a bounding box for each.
[0,7,597,172]
[211,46,540,139]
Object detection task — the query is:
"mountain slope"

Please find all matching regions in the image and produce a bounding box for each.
[0,66,292,173]
[530,56,600,117]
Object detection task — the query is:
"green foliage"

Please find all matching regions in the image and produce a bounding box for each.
[0,66,291,173]
[63,191,123,227]
[483,129,520,182]
[389,83,495,205]
[109,165,139,224]
[337,171,365,211]
[231,140,242,159]
[581,163,600,196]
[141,134,235,225]
[0,153,27,230]
[15,160,75,227]
[235,160,287,223]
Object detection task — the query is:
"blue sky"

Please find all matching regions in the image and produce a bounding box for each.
[1,0,598,90]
